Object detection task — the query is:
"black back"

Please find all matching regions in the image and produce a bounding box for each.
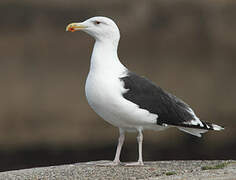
[120,72,195,126]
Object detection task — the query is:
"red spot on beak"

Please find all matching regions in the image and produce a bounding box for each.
[69,27,75,32]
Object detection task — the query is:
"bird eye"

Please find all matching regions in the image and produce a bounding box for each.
[95,21,101,25]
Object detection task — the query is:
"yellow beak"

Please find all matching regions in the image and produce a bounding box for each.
[66,23,87,32]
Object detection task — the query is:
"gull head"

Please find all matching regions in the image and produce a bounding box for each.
[66,16,120,43]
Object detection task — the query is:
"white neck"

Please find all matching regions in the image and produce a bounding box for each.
[89,39,126,75]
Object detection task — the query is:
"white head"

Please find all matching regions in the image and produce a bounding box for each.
[66,16,120,43]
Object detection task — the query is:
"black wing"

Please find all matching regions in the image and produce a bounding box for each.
[120,72,196,127]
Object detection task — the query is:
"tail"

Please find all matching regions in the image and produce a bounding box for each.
[178,122,224,137]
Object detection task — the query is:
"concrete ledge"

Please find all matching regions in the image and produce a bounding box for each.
[0,160,235,180]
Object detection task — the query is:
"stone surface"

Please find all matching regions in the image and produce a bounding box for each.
[0,160,235,180]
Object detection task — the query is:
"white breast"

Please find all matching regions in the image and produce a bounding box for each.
[85,69,158,130]
[84,40,158,131]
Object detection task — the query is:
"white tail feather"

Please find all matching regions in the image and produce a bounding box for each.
[212,124,224,131]
[178,127,208,137]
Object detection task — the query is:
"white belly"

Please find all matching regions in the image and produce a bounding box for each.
[85,71,158,130]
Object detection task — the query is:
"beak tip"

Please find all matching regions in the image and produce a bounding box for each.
[65,25,74,32]
[66,22,86,32]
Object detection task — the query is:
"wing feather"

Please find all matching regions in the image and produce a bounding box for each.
[121,72,200,127]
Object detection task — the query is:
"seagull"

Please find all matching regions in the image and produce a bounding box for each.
[66,16,224,166]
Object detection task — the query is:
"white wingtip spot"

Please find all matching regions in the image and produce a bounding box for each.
[212,124,224,131]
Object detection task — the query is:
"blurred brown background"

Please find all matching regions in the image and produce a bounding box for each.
[0,0,235,171]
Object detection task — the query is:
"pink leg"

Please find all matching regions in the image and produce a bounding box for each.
[125,129,144,166]
[96,128,125,166]
[113,128,125,164]
[137,130,144,165]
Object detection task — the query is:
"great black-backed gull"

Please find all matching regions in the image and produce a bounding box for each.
[66,16,224,166]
